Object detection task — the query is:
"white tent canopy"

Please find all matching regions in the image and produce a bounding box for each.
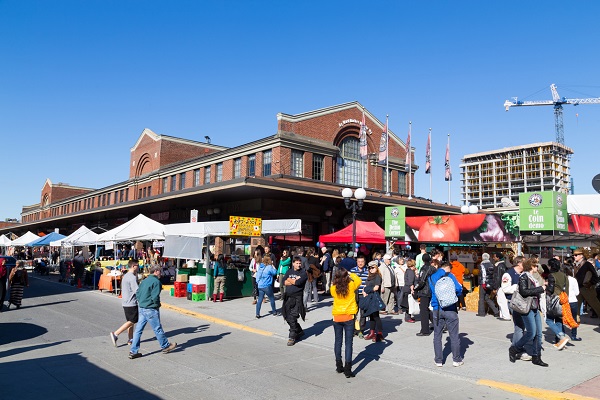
[162,219,302,259]
[92,214,166,244]
[51,225,99,246]
[568,194,600,218]
[11,231,40,246]
[0,234,11,246]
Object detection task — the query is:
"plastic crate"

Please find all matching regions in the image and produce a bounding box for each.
[170,287,174,296]
[174,291,186,298]
[186,292,192,300]
[187,283,193,293]
[174,282,187,290]
[192,284,206,293]
[192,292,206,302]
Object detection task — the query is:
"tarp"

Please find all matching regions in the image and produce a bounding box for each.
[319,221,387,245]
[11,231,40,246]
[163,219,302,259]
[0,234,11,246]
[568,194,600,218]
[52,225,99,246]
[26,232,66,247]
[94,214,165,243]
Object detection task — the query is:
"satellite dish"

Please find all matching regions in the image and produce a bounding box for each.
[593,174,600,194]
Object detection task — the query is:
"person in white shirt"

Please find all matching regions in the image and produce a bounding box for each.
[565,267,581,341]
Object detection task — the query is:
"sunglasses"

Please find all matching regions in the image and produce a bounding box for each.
[369,266,377,270]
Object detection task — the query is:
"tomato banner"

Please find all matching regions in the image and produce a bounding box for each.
[405,214,517,243]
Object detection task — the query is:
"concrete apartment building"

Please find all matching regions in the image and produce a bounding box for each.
[460,142,573,210]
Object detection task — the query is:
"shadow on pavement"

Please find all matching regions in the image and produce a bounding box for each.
[0,340,69,359]
[302,319,331,339]
[441,332,474,362]
[0,353,164,400]
[352,338,394,375]
[0,322,49,345]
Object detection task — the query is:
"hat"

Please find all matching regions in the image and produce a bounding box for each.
[573,249,584,255]
[449,253,458,261]
[422,253,431,263]
[383,254,392,261]
[482,253,490,260]
[321,246,327,252]
[368,260,379,268]
[347,251,354,258]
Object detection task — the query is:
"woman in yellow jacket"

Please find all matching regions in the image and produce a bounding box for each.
[331,267,362,378]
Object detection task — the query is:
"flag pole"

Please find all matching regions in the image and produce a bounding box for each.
[386,115,390,196]
[429,128,432,201]
[408,121,412,199]
[447,133,451,205]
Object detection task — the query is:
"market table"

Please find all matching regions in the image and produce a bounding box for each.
[98,274,121,292]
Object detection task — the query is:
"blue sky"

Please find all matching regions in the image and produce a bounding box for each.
[1,1,599,221]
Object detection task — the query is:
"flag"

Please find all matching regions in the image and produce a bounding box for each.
[359,111,368,160]
[405,128,411,171]
[425,131,431,174]
[444,138,452,181]
[378,120,388,165]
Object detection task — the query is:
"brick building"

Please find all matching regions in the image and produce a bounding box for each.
[3,101,458,242]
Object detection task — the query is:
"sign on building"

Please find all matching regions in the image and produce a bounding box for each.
[519,191,568,235]
[384,206,405,239]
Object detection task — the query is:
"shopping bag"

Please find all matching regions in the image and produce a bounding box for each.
[408,295,420,315]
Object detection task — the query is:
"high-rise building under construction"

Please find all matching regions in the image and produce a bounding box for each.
[460,142,573,210]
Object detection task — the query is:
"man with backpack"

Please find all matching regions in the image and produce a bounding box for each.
[477,253,499,318]
[429,261,464,367]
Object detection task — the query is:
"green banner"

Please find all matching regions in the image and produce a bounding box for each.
[385,206,405,238]
[519,191,568,234]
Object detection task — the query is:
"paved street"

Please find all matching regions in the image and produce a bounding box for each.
[1,274,599,400]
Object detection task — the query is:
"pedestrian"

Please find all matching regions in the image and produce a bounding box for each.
[277,249,291,299]
[304,247,320,306]
[128,265,176,359]
[255,254,278,318]
[545,258,570,350]
[415,253,436,336]
[477,253,500,317]
[430,262,464,367]
[573,249,600,318]
[110,260,139,347]
[509,259,548,367]
[415,244,427,272]
[249,249,261,305]
[212,254,226,302]
[7,260,29,309]
[501,256,531,361]
[281,256,307,346]
[449,253,467,311]
[565,266,581,341]
[392,254,407,315]
[72,251,86,286]
[320,246,333,294]
[400,259,417,323]
[379,254,397,315]
[361,261,384,342]
[350,255,369,338]
[0,258,7,312]
[331,266,362,378]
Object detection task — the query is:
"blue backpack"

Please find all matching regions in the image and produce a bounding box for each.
[435,274,458,308]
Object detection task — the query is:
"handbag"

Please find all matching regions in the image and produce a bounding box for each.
[546,294,562,318]
[408,295,420,315]
[510,287,533,315]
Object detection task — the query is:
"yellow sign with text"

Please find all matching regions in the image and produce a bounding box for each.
[229,216,262,237]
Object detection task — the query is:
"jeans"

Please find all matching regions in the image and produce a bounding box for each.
[569,302,579,338]
[433,309,462,364]
[514,309,542,356]
[511,310,525,347]
[333,319,354,363]
[256,285,276,316]
[303,280,319,307]
[130,307,169,354]
[545,315,565,340]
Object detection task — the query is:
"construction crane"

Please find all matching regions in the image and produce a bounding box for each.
[504,83,600,144]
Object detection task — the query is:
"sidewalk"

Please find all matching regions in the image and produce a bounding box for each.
[33,272,600,399]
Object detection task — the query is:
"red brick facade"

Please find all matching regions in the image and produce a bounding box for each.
[19,102,415,224]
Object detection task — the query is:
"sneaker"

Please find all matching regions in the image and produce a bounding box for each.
[162,342,177,354]
[554,336,569,350]
[255,315,260,319]
[405,318,416,323]
[571,336,582,341]
[435,362,443,367]
[110,332,118,347]
[519,353,532,361]
[287,338,295,346]
[452,361,464,367]
[128,352,142,359]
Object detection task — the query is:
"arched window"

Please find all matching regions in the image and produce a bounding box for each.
[337,137,362,187]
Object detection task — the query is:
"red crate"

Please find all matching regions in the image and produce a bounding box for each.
[174,291,187,298]
[192,284,206,293]
[174,282,187,290]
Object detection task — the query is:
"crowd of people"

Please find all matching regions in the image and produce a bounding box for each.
[244,244,600,375]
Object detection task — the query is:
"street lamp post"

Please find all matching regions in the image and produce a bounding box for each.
[342,187,367,254]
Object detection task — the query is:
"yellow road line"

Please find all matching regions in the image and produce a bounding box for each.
[162,303,274,337]
[478,379,598,400]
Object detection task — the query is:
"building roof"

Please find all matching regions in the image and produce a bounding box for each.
[462,141,573,160]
